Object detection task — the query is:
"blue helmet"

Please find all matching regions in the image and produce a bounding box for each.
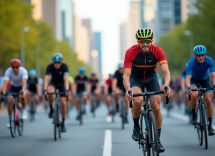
[193,45,207,55]
[109,73,113,77]
[29,69,36,76]
[79,67,86,74]
[52,53,63,62]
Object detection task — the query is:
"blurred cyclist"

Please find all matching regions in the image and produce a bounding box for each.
[181,63,189,115]
[89,73,100,112]
[186,45,215,135]
[44,53,69,132]
[105,74,113,116]
[112,60,129,123]
[73,67,90,119]
[68,75,74,105]
[27,69,40,106]
[2,59,28,127]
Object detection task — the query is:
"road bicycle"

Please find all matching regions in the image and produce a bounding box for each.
[117,92,126,129]
[45,89,68,141]
[189,84,215,149]
[129,86,169,156]
[2,92,24,138]
[29,93,36,122]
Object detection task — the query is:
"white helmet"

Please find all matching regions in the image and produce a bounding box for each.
[118,60,124,68]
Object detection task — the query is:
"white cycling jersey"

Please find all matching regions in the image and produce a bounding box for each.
[4,67,28,87]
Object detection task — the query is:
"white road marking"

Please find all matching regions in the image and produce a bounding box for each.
[103,129,112,156]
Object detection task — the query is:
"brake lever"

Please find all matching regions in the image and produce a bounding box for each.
[128,90,132,108]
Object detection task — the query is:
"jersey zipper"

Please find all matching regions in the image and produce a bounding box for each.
[144,54,146,79]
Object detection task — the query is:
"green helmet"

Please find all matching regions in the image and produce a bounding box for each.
[136,28,153,39]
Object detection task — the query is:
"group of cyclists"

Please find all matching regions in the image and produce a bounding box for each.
[1,27,215,154]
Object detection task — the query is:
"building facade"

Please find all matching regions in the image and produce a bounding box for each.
[93,32,102,78]
[120,20,129,60]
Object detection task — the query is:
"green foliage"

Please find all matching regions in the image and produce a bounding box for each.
[156,0,215,76]
[0,0,92,78]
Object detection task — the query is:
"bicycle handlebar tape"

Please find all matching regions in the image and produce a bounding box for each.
[128,90,132,108]
[164,86,169,104]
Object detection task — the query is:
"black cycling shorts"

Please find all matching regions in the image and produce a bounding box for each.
[48,81,66,97]
[191,77,213,94]
[130,75,160,93]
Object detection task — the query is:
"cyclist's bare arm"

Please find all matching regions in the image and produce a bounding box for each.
[44,75,50,91]
[160,64,171,87]
[64,75,69,90]
[112,78,118,92]
[2,80,8,94]
[210,72,215,85]
[22,78,27,95]
[185,75,191,89]
[123,68,131,91]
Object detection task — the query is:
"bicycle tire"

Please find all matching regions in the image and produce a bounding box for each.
[9,105,16,138]
[196,105,203,145]
[121,101,125,130]
[201,104,208,149]
[17,106,23,136]
[148,111,159,156]
[140,111,149,155]
[29,99,35,122]
[54,105,58,141]
[58,106,61,139]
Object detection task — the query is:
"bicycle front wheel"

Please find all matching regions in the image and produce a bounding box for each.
[140,111,149,155]
[196,105,203,146]
[17,106,23,136]
[54,105,58,141]
[9,105,16,138]
[148,111,159,156]
[201,104,208,149]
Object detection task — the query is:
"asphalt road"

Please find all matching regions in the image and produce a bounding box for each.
[1,102,215,156]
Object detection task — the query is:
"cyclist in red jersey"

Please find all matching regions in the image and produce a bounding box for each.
[124,28,172,153]
[105,74,113,116]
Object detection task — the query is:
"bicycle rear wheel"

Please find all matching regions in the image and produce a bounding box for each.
[17,106,23,136]
[148,111,159,156]
[201,104,208,149]
[196,105,203,146]
[54,105,58,141]
[9,105,16,138]
[29,99,35,122]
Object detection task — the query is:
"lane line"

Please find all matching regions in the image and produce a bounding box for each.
[103,129,112,156]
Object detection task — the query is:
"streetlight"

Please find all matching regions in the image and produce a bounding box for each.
[184,30,194,59]
[20,27,30,67]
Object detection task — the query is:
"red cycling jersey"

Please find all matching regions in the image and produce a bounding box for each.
[124,44,168,79]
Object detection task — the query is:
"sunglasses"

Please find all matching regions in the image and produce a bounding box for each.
[12,67,19,69]
[196,54,205,58]
[138,39,152,44]
[54,62,61,64]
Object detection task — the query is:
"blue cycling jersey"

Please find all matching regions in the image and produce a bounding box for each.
[186,56,215,80]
